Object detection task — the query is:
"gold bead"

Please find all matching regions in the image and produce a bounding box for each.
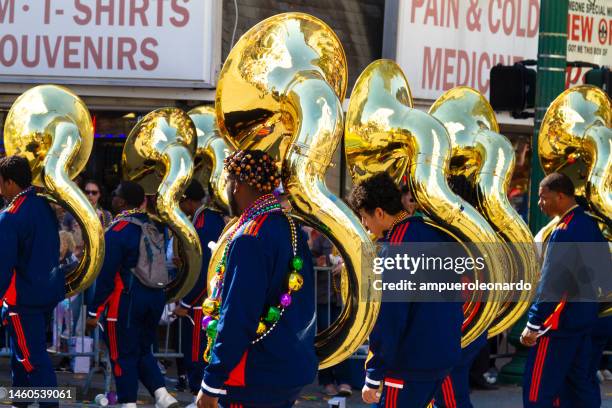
[288,272,304,291]
[256,321,267,335]
[202,298,220,316]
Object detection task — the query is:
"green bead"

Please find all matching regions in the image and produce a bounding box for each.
[264,306,281,323]
[291,256,304,271]
[206,319,218,338]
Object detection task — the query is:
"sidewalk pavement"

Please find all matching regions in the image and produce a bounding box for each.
[0,358,611,407]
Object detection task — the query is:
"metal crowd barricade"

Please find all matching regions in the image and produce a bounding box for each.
[49,294,185,395]
[314,266,367,360]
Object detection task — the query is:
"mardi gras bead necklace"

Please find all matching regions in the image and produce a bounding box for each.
[202,194,302,362]
[385,210,410,240]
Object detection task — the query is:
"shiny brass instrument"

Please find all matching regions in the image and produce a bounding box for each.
[122,108,202,302]
[538,85,611,315]
[3,85,105,297]
[539,85,611,231]
[429,86,539,337]
[345,60,506,346]
[209,12,379,369]
[188,106,234,212]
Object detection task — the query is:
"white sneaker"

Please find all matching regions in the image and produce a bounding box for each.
[603,369,612,381]
[120,404,137,408]
[154,387,180,408]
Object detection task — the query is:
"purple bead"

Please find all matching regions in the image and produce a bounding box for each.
[280,293,292,307]
[201,315,213,330]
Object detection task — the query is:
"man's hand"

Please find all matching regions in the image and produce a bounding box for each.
[86,317,99,329]
[362,385,380,404]
[173,305,189,317]
[196,390,218,408]
[520,326,539,347]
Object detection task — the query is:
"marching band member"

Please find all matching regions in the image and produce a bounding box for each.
[197,150,317,408]
[520,173,608,407]
[173,180,226,404]
[86,181,179,408]
[0,156,65,408]
[349,172,463,408]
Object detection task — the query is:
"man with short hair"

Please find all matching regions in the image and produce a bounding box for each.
[520,172,608,407]
[86,181,179,408]
[0,155,64,408]
[349,172,463,408]
[173,180,226,405]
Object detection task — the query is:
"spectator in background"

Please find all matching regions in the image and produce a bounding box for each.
[49,231,79,355]
[63,180,112,257]
[83,180,113,227]
[400,184,418,216]
[310,228,353,397]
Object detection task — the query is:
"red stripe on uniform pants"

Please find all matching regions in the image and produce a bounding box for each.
[529,337,550,402]
[192,309,202,362]
[534,337,550,402]
[529,338,545,401]
[107,321,122,376]
[385,386,397,408]
[444,377,457,408]
[10,315,33,372]
[11,315,30,359]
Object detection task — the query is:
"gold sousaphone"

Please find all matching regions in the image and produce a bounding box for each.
[537,85,612,315]
[209,12,380,368]
[429,86,539,337]
[345,60,506,346]
[122,108,202,302]
[4,85,105,296]
[188,106,234,212]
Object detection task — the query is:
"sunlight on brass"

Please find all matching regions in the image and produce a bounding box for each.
[122,108,202,303]
[345,60,505,347]
[538,85,611,316]
[429,86,539,337]
[4,85,105,297]
[210,12,379,369]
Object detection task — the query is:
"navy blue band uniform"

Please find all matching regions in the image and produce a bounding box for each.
[87,212,168,404]
[365,215,464,408]
[523,205,609,407]
[200,211,317,407]
[0,188,64,408]
[179,207,225,394]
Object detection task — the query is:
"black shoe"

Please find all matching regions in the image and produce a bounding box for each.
[176,375,187,392]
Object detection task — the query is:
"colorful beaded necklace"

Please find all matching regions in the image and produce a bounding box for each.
[201,194,303,362]
[385,210,410,240]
